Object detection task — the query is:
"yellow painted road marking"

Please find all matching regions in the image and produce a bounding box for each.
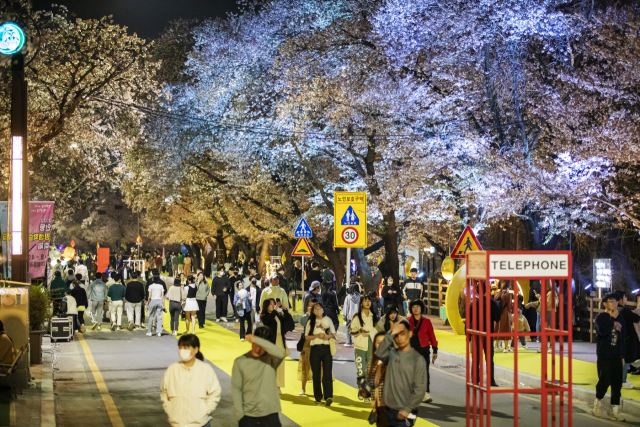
[77,334,125,427]
[163,307,437,426]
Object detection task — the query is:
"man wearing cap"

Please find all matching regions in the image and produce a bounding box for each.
[260,274,289,310]
[593,292,626,421]
[407,300,438,403]
[403,268,424,306]
[304,281,323,313]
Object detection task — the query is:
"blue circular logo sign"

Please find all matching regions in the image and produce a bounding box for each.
[0,23,25,55]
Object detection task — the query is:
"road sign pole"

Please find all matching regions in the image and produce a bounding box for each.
[346,248,351,287]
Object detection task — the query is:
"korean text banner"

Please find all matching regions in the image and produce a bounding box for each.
[0,201,54,279]
[29,202,55,278]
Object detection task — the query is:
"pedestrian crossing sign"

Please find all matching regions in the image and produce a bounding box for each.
[292,238,314,257]
[294,218,312,238]
[341,206,359,225]
[450,225,482,259]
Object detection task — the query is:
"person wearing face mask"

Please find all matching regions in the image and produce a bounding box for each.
[233,282,253,341]
[195,272,210,329]
[381,277,399,313]
[161,334,221,427]
[260,298,295,393]
[231,327,286,427]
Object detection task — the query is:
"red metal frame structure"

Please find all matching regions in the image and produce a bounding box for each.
[465,251,573,427]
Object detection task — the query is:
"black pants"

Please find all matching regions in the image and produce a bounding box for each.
[169,301,182,331]
[239,413,281,427]
[326,312,339,331]
[418,348,431,393]
[472,338,496,386]
[596,358,623,405]
[216,295,228,319]
[77,310,85,326]
[197,299,207,327]
[239,312,252,339]
[310,344,333,402]
[228,292,238,319]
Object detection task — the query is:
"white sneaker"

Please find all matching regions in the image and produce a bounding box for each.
[612,405,626,421]
[622,382,634,389]
[222,317,227,322]
[216,319,220,322]
[503,348,509,353]
[423,392,432,403]
[522,345,529,350]
[299,390,305,395]
[593,399,602,418]
[172,331,177,336]
[141,323,146,328]
[146,332,153,337]
[157,333,162,337]
[97,325,101,331]
[116,326,121,331]
[344,344,352,347]
[240,338,245,341]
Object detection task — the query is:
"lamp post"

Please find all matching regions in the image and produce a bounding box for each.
[1,22,29,283]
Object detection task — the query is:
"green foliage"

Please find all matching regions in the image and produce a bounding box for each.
[28,284,52,331]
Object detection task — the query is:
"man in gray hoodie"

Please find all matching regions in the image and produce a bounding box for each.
[342,283,361,347]
[87,273,108,331]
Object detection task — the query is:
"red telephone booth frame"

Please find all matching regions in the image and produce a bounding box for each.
[465,251,572,427]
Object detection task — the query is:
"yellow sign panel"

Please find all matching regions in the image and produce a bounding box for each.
[292,238,314,257]
[450,225,482,259]
[334,191,367,248]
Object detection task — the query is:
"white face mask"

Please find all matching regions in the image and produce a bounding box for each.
[178,349,195,362]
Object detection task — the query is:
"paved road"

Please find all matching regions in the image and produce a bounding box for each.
[51,290,632,427]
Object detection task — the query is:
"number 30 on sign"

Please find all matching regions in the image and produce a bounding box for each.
[334,191,367,248]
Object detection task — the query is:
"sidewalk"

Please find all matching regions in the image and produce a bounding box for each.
[2,336,56,427]
[427,315,640,417]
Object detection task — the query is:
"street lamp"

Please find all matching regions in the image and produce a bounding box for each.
[1,22,29,282]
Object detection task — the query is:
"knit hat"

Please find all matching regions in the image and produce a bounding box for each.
[409,299,425,313]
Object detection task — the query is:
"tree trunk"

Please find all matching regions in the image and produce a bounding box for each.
[352,248,374,293]
[203,237,216,277]
[214,230,227,264]
[258,238,272,277]
[381,210,402,313]
[192,243,202,272]
[520,205,559,250]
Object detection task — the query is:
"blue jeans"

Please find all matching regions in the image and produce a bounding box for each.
[536,312,541,335]
[386,408,416,427]
[345,320,353,345]
[623,362,631,384]
[147,299,164,334]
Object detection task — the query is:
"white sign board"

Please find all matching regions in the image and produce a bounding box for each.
[488,254,569,278]
[593,258,611,289]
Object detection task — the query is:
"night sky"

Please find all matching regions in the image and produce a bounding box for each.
[31,0,239,40]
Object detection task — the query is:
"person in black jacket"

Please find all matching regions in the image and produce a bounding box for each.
[381,277,400,313]
[322,283,340,330]
[594,293,626,421]
[212,270,231,322]
[70,279,88,332]
[260,297,295,392]
[467,282,502,387]
[614,290,640,390]
[125,271,146,330]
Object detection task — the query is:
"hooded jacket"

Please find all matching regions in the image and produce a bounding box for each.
[50,276,68,299]
[349,310,377,351]
[342,290,361,322]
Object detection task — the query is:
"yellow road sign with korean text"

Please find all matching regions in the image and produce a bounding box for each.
[334,191,367,248]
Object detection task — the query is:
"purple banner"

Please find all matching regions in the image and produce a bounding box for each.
[28,202,54,278]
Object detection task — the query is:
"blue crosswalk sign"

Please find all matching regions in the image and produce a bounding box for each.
[294,219,312,238]
[341,206,359,225]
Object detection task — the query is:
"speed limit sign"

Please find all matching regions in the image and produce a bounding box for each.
[341,227,358,244]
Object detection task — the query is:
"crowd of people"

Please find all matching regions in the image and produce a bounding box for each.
[42,248,640,425]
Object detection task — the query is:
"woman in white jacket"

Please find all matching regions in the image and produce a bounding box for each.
[348,295,379,402]
[161,334,221,427]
